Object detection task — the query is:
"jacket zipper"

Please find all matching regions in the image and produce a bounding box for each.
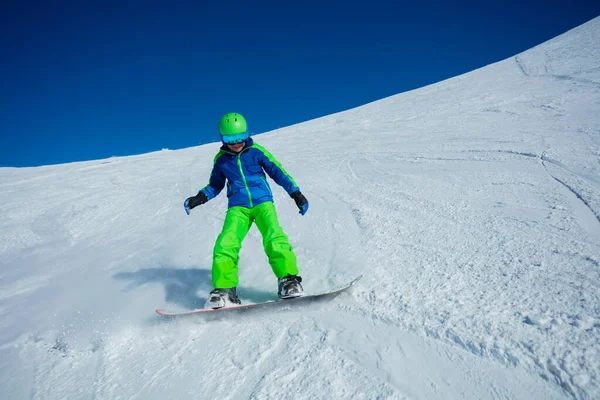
[237,151,253,208]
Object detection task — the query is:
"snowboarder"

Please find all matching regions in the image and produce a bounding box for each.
[184,113,309,309]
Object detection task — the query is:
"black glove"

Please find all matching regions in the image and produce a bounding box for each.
[184,192,208,215]
[291,191,309,215]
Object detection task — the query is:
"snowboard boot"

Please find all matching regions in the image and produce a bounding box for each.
[277,275,304,299]
[205,288,241,309]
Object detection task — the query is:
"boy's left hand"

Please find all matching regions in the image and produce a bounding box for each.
[291,191,309,216]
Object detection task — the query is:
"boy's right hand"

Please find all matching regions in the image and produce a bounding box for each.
[291,191,309,216]
[184,192,208,215]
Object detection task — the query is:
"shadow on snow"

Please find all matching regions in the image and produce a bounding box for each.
[112,267,277,311]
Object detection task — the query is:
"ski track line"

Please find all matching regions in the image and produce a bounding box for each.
[549,173,600,224]
[541,153,600,233]
[542,152,600,189]
[466,147,600,236]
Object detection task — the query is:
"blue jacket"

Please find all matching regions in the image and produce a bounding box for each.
[200,138,299,209]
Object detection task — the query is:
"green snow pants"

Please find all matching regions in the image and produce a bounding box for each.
[212,201,299,288]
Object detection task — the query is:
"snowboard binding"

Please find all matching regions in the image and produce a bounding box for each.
[205,288,241,309]
[278,275,304,299]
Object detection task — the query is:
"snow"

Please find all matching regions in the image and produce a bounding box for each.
[1,16,600,400]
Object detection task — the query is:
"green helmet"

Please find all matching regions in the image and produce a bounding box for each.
[218,113,249,144]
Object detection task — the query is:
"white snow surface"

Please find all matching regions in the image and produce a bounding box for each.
[1,17,600,400]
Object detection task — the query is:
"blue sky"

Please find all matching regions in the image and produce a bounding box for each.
[1,1,599,167]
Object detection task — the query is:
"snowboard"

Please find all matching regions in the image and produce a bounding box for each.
[155,275,362,317]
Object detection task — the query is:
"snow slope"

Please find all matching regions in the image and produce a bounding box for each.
[1,16,600,400]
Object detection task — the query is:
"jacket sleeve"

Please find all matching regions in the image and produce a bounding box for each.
[254,144,299,195]
[200,153,226,200]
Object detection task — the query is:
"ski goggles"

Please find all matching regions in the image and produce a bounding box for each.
[220,131,249,144]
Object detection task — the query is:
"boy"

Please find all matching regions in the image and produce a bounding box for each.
[184,112,309,309]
